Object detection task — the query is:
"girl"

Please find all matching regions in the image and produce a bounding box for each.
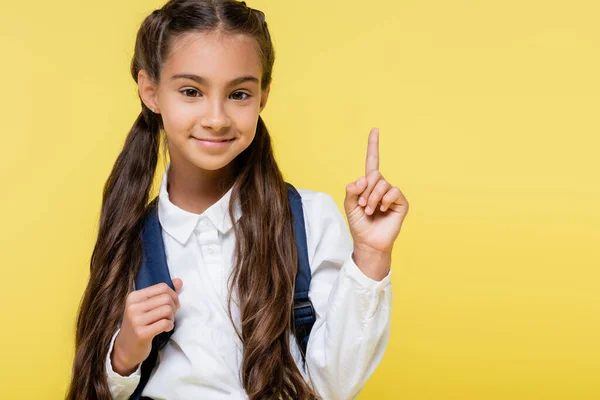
[67,0,409,399]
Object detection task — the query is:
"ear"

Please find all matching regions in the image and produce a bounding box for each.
[259,84,271,114]
[138,69,160,113]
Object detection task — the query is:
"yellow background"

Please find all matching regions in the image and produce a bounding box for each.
[1,0,598,398]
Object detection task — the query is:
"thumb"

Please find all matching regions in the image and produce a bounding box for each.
[172,278,183,293]
[344,176,367,214]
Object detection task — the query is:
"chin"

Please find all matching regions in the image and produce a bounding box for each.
[189,157,235,171]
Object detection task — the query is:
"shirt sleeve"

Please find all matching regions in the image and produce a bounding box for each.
[105,327,142,399]
[300,190,393,400]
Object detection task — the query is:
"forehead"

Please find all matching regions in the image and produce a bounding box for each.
[161,31,262,83]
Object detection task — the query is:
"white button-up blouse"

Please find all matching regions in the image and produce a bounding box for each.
[105,162,393,400]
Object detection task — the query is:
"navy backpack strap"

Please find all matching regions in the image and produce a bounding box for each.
[286,183,317,360]
[130,196,174,400]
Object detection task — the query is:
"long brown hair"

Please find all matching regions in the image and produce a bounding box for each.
[67,1,319,398]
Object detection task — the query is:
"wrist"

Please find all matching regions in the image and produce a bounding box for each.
[111,338,139,376]
[352,243,392,281]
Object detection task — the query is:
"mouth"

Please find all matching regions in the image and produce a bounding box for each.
[192,137,234,142]
[192,137,235,149]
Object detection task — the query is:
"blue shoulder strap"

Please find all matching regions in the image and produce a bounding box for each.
[129,183,315,399]
[130,196,172,400]
[286,183,316,357]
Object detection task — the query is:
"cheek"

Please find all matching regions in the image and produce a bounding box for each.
[162,103,196,135]
[237,110,259,135]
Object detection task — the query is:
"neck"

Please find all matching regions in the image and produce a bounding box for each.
[166,160,235,215]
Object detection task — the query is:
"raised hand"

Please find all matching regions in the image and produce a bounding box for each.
[344,128,409,280]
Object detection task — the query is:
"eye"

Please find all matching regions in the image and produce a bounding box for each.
[181,88,201,97]
[231,91,251,101]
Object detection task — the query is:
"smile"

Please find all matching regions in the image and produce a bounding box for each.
[193,137,235,150]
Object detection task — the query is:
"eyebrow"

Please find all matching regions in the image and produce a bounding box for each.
[171,73,259,86]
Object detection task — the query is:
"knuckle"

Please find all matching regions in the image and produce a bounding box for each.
[159,282,169,291]
[161,319,173,332]
[131,314,143,328]
[368,170,382,180]
[376,180,389,191]
[125,292,135,305]
[133,325,144,338]
[130,302,140,313]
[370,187,384,198]
[124,303,136,316]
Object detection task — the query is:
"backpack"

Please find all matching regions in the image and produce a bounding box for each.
[129,183,316,399]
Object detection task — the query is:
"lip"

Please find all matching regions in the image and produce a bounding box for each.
[193,137,234,142]
[192,137,235,150]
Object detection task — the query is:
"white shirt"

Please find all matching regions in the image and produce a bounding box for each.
[106,162,393,400]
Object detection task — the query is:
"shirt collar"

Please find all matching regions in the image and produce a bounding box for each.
[157,162,242,245]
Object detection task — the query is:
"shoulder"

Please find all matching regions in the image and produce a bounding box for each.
[293,186,348,233]
[294,187,340,215]
[295,187,331,202]
[291,186,353,267]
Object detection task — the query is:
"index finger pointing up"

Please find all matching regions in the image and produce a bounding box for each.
[365,127,380,175]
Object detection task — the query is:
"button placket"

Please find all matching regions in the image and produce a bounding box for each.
[194,220,224,298]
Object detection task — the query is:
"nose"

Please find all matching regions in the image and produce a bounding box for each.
[200,97,232,132]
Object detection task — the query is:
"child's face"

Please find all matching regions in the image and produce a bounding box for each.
[140,30,269,173]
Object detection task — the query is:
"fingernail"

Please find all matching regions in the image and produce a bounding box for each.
[380,205,385,212]
[357,177,365,186]
[359,197,366,206]
[365,206,372,214]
